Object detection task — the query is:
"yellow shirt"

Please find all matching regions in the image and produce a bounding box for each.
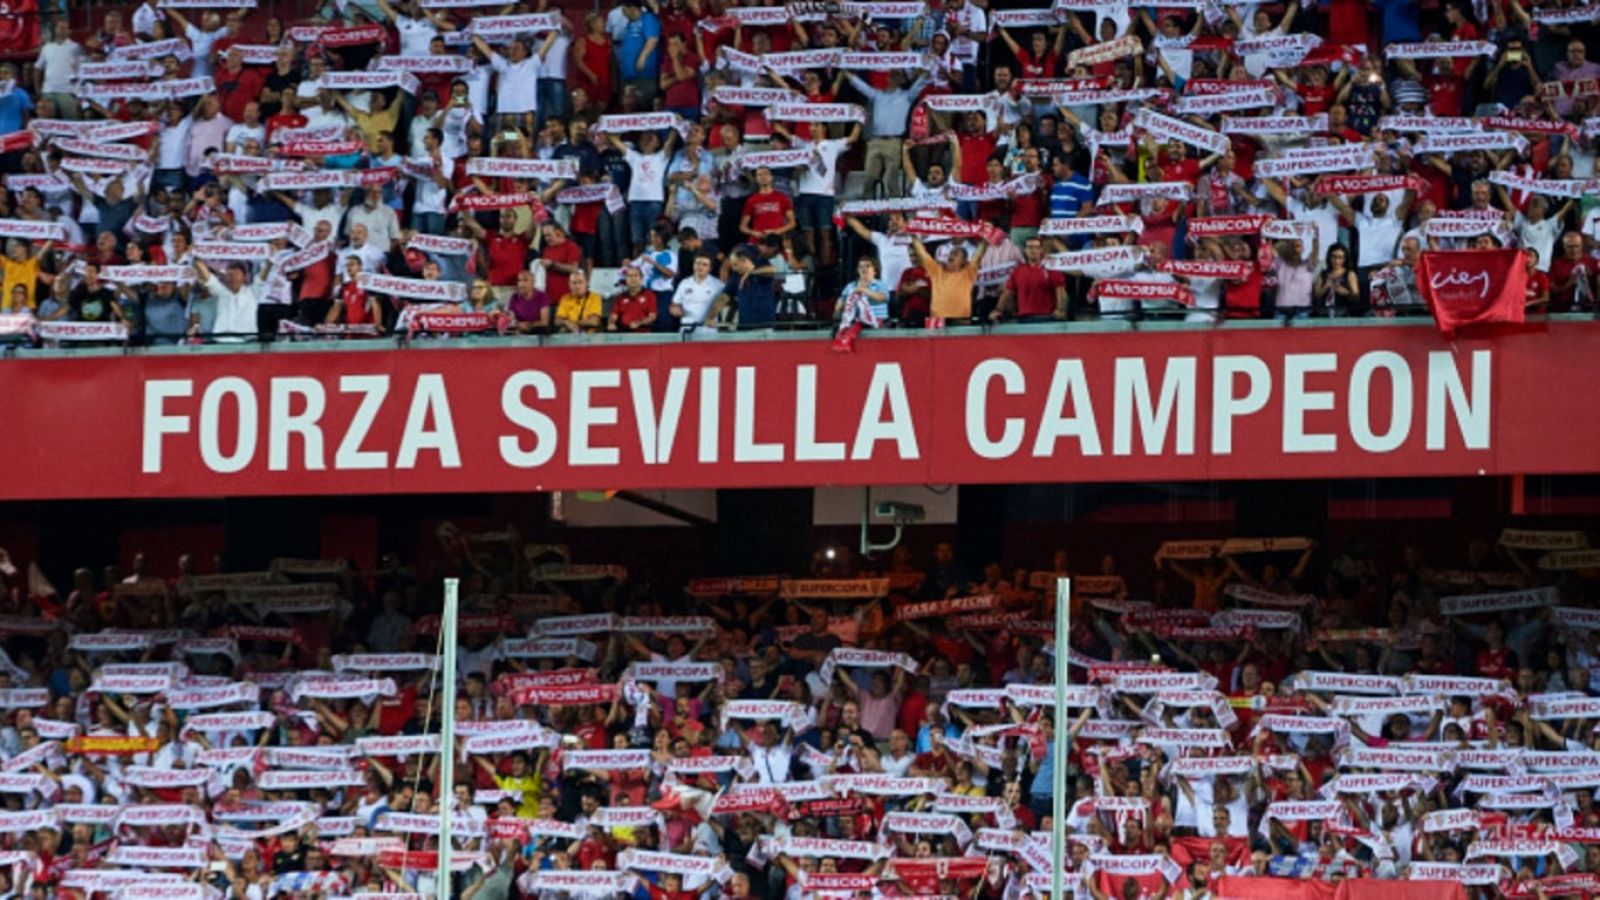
[494,772,542,818]
[350,103,402,153]
[556,291,602,328]
[1,256,41,311]
[927,262,977,320]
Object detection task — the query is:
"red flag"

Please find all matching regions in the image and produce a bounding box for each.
[1416,248,1527,337]
[0,131,34,153]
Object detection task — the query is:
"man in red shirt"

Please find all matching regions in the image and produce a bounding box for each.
[464,210,534,298]
[607,266,657,332]
[1549,230,1595,312]
[1526,248,1550,308]
[293,219,337,324]
[1154,139,1206,185]
[953,111,998,186]
[739,167,795,240]
[1290,65,1336,116]
[264,106,307,145]
[214,48,266,122]
[991,237,1065,321]
[1008,146,1049,238]
[538,221,582,304]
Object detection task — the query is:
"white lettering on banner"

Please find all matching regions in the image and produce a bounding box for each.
[136,350,1497,478]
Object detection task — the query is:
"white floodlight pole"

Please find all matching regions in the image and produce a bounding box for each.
[1052,577,1072,900]
[438,577,460,892]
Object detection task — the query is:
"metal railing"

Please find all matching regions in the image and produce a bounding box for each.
[5,314,1597,361]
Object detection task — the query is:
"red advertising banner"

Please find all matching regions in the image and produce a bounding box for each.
[1417,249,1528,336]
[1,325,1598,500]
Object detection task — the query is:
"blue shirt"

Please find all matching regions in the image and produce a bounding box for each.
[0,88,34,136]
[669,149,714,214]
[841,278,889,323]
[1031,742,1055,796]
[1376,0,1421,45]
[1049,174,1094,219]
[617,11,661,79]
[734,269,775,326]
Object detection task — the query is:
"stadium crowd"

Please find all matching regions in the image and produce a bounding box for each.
[0,528,1594,899]
[0,0,1596,345]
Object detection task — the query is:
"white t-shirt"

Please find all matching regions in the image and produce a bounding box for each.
[338,243,388,280]
[624,148,670,203]
[441,106,477,159]
[302,106,351,133]
[1580,207,1600,244]
[395,15,438,57]
[1518,215,1562,272]
[796,138,849,197]
[202,273,260,340]
[672,274,724,324]
[1287,196,1342,272]
[36,40,82,94]
[880,751,915,777]
[909,177,948,205]
[225,122,265,151]
[605,6,630,40]
[538,32,571,80]
[293,201,343,238]
[1356,209,1404,269]
[132,3,162,38]
[749,743,794,783]
[490,53,540,114]
[870,230,915,293]
[156,118,192,170]
[410,155,454,214]
[1187,276,1223,317]
[185,24,224,79]
[462,64,492,118]
[945,3,987,66]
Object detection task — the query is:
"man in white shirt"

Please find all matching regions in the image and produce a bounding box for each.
[166,8,229,80]
[878,729,916,777]
[33,21,82,120]
[302,91,352,133]
[904,143,952,205]
[407,128,454,235]
[536,22,572,132]
[194,259,262,342]
[1278,185,1342,274]
[844,211,916,298]
[338,224,390,279]
[607,129,679,254]
[275,187,346,237]
[943,0,988,91]
[1335,190,1411,273]
[669,253,725,327]
[744,722,794,784]
[131,0,163,38]
[470,34,539,135]
[224,102,266,153]
[780,120,859,269]
[375,0,457,56]
[346,186,401,252]
[297,56,329,105]
[605,5,630,41]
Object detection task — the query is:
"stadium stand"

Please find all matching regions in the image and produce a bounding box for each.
[0,0,1595,348]
[0,524,1595,898]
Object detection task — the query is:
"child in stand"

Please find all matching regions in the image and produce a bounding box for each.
[832,256,889,352]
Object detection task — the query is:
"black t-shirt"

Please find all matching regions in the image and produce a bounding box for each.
[789,631,841,655]
[261,69,301,117]
[70,285,117,322]
[272,845,306,874]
